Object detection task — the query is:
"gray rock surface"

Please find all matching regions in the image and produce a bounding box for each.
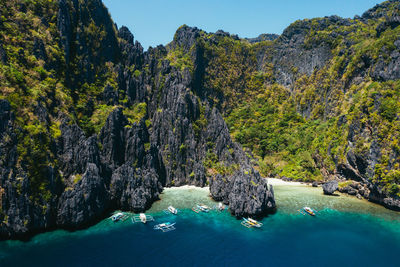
[322,180,339,195]
[210,169,275,217]
[57,164,108,228]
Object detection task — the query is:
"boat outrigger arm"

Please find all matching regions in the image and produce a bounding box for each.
[154,222,176,232]
[132,213,154,223]
[164,206,178,215]
[110,212,129,222]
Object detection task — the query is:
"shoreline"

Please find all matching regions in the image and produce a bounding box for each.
[3,179,397,242]
[163,185,210,191]
[267,178,305,186]
[161,179,307,189]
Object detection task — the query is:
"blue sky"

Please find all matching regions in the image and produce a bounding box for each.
[103,0,381,50]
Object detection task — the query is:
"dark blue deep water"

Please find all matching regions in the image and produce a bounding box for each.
[0,185,399,267]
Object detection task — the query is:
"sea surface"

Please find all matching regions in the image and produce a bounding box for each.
[0,181,399,267]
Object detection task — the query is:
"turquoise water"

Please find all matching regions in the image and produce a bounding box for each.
[0,183,399,267]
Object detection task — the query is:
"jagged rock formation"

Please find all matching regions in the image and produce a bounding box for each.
[1,0,400,240]
[0,0,275,239]
[221,1,400,211]
[210,169,275,217]
[322,180,339,195]
[245,33,279,43]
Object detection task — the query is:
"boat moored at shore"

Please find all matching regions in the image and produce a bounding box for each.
[165,206,178,215]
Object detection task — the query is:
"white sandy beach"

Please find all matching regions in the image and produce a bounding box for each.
[162,185,210,191]
[267,178,304,186]
[162,180,303,189]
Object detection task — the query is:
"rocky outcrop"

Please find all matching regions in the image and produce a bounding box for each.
[0,100,61,239]
[246,33,279,43]
[57,0,120,88]
[109,164,162,211]
[58,123,101,179]
[57,163,108,228]
[338,180,400,211]
[263,17,352,87]
[169,25,201,52]
[370,38,400,81]
[322,180,338,195]
[210,169,275,217]
[361,1,400,21]
[338,181,369,198]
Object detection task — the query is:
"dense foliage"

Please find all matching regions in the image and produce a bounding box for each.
[222,6,399,197]
[0,0,142,202]
[0,0,399,205]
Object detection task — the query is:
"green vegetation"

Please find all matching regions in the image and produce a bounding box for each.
[123,102,147,125]
[338,181,353,189]
[192,102,207,138]
[0,0,141,205]
[1,0,400,212]
[0,0,64,203]
[91,105,117,133]
[166,47,194,72]
[221,6,400,194]
[73,174,82,184]
[203,148,239,176]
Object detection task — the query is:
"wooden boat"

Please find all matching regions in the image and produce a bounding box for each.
[167,206,178,214]
[303,207,315,216]
[298,207,317,216]
[140,213,147,223]
[242,217,263,228]
[111,212,125,222]
[197,204,210,213]
[132,213,154,223]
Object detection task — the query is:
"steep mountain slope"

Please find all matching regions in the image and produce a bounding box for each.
[0,0,399,239]
[0,0,275,239]
[196,1,400,210]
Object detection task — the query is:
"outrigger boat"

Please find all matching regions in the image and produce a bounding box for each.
[192,204,210,213]
[198,204,210,212]
[164,206,178,215]
[298,206,317,216]
[154,222,176,232]
[132,213,154,224]
[140,213,147,223]
[111,212,129,222]
[241,217,263,228]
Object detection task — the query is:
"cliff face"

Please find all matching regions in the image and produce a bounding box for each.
[222,1,400,211]
[0,0,275,239]
[1,0,399,239]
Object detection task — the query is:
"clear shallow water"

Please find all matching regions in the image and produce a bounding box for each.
[0,183,399,267]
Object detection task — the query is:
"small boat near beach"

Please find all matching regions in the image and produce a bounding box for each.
[192,204,211,213]
[164,206,178,215]
[111,212,129,222]
[132,213,154,224]
[140,213,147,223]
[217,202,225,211]
[241,217,263,228]
[198,204,210,212]
[298,206,317,216]
[154,222,176,232]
